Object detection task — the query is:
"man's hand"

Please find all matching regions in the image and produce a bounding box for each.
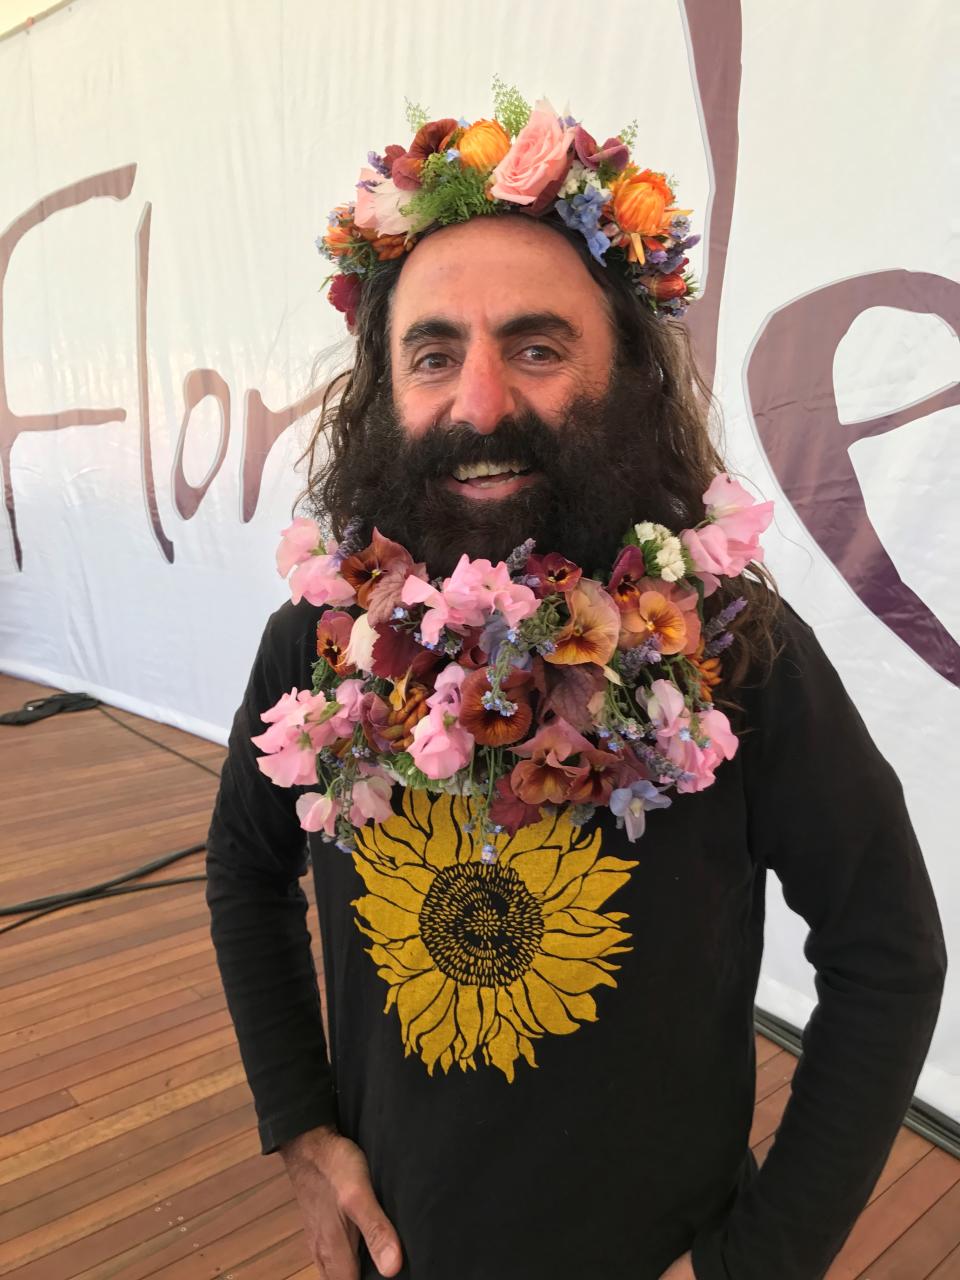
[279,1124,403,1279]
[657,1248,696,1279]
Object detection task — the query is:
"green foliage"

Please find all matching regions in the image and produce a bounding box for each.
[401,153,497,227]
[618,118,639,149]
[491,74,531,138]
[310,655,336,695]
[390,751,439,792]
[404,97,429,133]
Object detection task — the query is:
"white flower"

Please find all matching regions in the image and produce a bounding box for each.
[656,536,686,582]
[345,613,378,674]
[634,521,671,545]
[559,161,590,198]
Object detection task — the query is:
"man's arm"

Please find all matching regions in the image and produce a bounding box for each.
[691,601,948,1280]
[204,598,339,1153]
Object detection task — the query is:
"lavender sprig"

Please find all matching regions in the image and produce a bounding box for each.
[703,595,747,640]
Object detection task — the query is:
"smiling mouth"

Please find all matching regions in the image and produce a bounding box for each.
[442,459,541,501]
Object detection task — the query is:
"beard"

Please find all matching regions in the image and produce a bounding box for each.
[336,363,682,579]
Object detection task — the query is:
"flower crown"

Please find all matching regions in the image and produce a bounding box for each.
[317,78,701,332]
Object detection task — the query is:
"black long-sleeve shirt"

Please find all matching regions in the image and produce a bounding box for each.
[204,593,947,1280]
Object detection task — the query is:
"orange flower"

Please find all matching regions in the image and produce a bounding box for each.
[458,667,533,747]
[611,167,675,236]
[458,118,511,171]
[639,271,688,301]
[545,579,620,667]
[618,590,688,655]
[689,636,723,703]
[356,226,410,261]
[378,673,430,749]
[315,609,356,676]
[322,214,359,258]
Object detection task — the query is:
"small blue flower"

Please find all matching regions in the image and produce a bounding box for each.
[445,148,461,163]
[392,605,408,620]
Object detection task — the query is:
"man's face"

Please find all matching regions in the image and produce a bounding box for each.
[343,217,673,577]
[388,216,616,480]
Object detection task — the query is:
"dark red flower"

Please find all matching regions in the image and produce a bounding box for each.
[607,545,647,611]
[526,552,582,596]
[327,272,361,330]
[642,271,688,302]
[392,117,459,190]
[489,775,544,836]
[340,527,414,610]
[573,125,629,173]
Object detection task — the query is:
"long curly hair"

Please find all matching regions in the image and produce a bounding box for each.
[293,212,784,710]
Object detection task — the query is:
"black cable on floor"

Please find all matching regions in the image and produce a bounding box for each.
[0,690,222,934]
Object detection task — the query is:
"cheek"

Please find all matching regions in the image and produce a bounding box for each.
[393,387,436,439]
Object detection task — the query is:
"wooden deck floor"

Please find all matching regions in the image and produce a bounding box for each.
[1,671,958,1280]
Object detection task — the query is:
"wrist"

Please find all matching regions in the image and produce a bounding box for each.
[278,1122,340,1168]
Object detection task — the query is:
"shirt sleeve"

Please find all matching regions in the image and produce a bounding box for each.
[690,600,948,1280]
[204,598,338,1156]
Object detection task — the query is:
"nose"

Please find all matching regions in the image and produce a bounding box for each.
[446,342,517,435]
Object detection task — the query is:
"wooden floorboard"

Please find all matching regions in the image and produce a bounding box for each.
[1,672,957,1279]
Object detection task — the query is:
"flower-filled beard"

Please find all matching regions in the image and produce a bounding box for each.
[340,362,681,579]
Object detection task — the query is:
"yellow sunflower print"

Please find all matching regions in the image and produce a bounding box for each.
[351,788,637,1081]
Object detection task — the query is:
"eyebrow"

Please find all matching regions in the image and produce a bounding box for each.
[399,310,583,350]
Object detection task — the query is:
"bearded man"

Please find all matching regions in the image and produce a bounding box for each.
[204,96,947,1280]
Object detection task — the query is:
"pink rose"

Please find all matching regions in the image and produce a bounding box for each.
[488,99,574,206]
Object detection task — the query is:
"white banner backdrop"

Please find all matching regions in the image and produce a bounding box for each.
[0,0,956,1124]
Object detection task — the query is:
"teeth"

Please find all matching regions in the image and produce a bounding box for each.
[452,460,528,481]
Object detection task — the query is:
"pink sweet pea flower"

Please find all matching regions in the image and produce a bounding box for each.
[428,661,468,709]
[681,474,774,580]
[255,736,322,788]
[350,765,395,825]
[408,704,475,779]
[296,790,340,835]
[402,556,539,645]
[644,680,687,739]
[657,706,738,794]
[289,552,357,608]
[276,517,324,577]
[703,474,775,544]
[250,687,329,753]
[698,708,739,761]
[444,556,539,631]
[401,575,458,645]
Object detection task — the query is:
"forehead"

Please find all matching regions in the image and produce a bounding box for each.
[388,217,608,335]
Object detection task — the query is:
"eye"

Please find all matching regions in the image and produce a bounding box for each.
[412,351,454,372]
[518,344,560,363]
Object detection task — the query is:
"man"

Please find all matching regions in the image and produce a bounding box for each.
[204,100,947,1280]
